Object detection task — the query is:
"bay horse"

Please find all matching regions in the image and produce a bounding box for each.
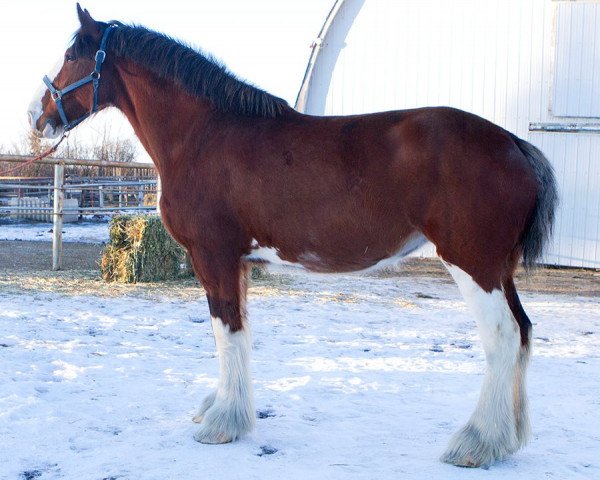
[29,5,558,468]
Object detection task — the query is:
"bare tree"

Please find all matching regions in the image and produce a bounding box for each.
[1,126,144,178]
[0,131,54,177]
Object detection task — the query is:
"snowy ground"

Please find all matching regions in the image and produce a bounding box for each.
[0,220,109,244]
[1,268,599,479]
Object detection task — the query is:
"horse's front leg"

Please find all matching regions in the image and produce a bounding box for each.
[190,251,254,444]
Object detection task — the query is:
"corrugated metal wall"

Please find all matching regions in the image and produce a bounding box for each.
[553,2,600,118]
[302,0,600,268]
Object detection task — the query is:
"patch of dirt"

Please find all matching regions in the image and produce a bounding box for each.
[0,240,104,271]
[375,258,600,298]
[0,240,598,298]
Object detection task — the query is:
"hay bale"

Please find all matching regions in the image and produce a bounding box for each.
[101,214,192,283]
[107,215,130,248]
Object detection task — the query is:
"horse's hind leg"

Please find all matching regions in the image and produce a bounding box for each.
[502,276,532,446]
[441,262,531,467]
[189,251,255,444]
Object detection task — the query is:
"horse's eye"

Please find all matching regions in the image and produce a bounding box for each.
[65,53,75,62]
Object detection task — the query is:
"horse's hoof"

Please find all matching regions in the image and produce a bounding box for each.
[440,423,516,468]
[441,451,481,468]
[192,398,255,444]
[193,428,232,444]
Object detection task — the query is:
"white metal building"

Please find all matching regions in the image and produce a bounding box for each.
[296,0,600,269]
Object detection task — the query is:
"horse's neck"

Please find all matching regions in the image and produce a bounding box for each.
[112,62,214,176]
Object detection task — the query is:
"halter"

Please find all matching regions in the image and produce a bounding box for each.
[43,25,117,131]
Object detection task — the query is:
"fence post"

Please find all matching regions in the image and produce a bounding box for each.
[99,185,104,208]
[137,183,144,207]
[52,163,64,271]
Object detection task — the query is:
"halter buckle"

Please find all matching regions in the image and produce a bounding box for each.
[95,49,106,64]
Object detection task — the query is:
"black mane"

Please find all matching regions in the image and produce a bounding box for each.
[74,23,289,118]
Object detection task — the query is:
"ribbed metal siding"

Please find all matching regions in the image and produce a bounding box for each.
[530,132,600,267]
[553,2,600,118]
[303,0,600,268]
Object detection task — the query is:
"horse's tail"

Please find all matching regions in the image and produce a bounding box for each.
[511,134,559,271]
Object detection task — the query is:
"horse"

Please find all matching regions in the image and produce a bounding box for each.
[28,5,558,468]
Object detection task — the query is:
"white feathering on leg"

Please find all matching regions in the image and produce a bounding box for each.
[193,317,255,443]
[441,262,528,467]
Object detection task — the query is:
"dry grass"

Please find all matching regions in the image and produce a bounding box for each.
[101,215,192,283]
[0,269,201,300]
[0,268,313,303]
[0,259,597,303]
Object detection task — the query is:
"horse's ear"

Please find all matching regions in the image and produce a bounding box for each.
[76,3,101,40]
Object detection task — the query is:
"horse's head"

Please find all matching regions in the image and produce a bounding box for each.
[28,4,115,139]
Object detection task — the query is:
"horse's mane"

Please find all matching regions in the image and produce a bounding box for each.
[73,22,290,118]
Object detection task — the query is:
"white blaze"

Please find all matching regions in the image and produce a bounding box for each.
[27,58,65,138]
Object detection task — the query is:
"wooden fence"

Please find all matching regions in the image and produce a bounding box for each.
[0,154,160,271]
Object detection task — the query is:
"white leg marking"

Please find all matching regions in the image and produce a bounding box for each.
[513,343,531,447]
[441,262,527,467]
[191,390,217,424]
[193,317,255,443]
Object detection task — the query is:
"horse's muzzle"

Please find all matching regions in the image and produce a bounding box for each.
[34,117,63,140]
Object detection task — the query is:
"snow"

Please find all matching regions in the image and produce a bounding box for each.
[1,268,599,479]
[0,220,109,244]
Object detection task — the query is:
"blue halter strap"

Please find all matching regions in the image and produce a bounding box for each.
[43,25,117,131]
